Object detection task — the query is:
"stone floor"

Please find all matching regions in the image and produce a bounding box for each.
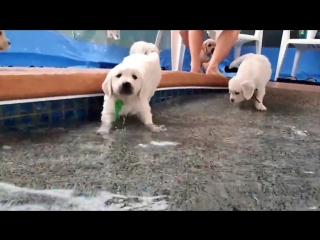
[1,91,320,210]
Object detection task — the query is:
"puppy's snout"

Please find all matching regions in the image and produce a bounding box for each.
[230,99,234,103]
[120,82,133,95]
[122,82,131,89]
[210,48,214,54]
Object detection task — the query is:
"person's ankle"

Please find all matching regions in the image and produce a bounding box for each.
[190,63,201,73]
[190,67,201,73]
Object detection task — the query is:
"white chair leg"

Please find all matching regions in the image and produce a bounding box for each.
[234,43,243,60]
[291,48,302,77]
[170,30,183,71]
[274,44,288,81]
[155,30,163,48]
[178,43,186,71]
[255,40,262,55]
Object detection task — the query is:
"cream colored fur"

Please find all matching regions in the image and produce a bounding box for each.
[200,39,216,71]
[98,42,164,134]
[130,41,160,55]
[228,53,272,111]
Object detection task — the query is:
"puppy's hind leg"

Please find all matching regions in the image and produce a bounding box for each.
[138,104,166,132]
[254,88,267,111]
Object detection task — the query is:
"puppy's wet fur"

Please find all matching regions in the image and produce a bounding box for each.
[98,41,165,134]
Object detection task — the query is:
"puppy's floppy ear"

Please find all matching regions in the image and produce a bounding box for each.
[139,81,148,101]
[201,42,207,53]
[241,81,255,100]
[135,70,148,100]
[102,72,113,97]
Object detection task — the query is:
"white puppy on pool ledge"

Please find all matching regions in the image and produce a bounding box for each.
[130,41,160,55]
[97,42,165,134]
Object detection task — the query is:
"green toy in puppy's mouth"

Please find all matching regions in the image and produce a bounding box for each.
[114,100,124,121]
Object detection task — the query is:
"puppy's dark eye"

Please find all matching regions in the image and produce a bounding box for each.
[235,92,240,95]
[144,51,148,55]
[116,73,122,78]
[132,74,137,80]
[208,44,211,47]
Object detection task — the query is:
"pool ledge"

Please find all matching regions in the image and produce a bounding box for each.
[0,67,229,101]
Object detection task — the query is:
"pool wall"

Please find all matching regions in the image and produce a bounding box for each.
[0,69,228,131]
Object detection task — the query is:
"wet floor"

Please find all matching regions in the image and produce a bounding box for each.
[1,93,320,210]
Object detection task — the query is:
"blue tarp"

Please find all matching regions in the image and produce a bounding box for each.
[1,30,320,81]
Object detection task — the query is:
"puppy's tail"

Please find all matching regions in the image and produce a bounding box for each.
[229,53,255,69]
[145,51,160,63]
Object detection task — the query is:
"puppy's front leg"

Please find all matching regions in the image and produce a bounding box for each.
[254,88,267,111]
[97,97,115,134]
[98,113,114,134]
[138,104,166,132]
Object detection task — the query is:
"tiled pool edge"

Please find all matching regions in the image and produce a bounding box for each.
[0,88,228,131]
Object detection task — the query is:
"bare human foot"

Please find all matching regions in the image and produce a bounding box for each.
[190,63,203,73]
[190,68,203,73]
[205,65,225,78]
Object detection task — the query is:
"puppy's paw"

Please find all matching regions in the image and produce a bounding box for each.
[202,62,209,71]
[255,103,267,111]
[97,124,112,135]
[147,124,167,132]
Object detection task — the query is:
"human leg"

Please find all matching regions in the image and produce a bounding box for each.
[206,30,240,76]
[179,30,189,47]
[188,30,205,73]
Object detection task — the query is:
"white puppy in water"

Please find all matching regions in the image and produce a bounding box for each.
[228,53,272,111]
[97,44,165,134]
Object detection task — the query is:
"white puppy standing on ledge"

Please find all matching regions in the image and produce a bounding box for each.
[130,41,160,55]
[97,42,165,134]
[228,53,272,111]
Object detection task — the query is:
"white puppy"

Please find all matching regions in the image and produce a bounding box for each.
[97,50,165,134]
[0,30,10,51]
[130,41,160,55]
[228,53,272,111]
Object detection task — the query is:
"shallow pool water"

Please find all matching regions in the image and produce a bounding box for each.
[1,93,320,210]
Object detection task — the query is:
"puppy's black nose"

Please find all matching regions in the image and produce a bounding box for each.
[122,82,131,89]
[231,99,234,102]
[211,48,214,54]
[8,41,10,45]
[120,82,133,95]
